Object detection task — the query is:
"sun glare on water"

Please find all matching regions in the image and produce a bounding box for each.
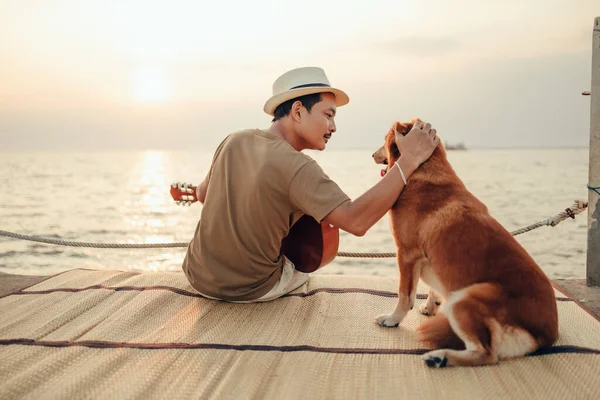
[120,151,187,272]
[123,150,169,233]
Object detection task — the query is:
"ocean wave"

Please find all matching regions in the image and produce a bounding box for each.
[1,249,65,257]
[1,213,46,218]
[0,205,38,210]
[27,243,49,250]
[86,229,129,235]
[68,253,90,259]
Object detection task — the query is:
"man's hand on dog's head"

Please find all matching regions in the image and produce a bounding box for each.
[395,120,439,169]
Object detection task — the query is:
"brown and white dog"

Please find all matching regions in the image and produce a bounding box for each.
[372,119,558,368]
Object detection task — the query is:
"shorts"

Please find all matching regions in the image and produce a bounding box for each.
[197,257,309,303]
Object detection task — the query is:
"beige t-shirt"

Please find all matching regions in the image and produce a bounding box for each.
[182,129,350,301]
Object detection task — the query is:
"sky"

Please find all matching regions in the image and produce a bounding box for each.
[0,0,598,151]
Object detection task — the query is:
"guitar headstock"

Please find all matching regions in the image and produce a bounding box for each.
[170,182,198,206]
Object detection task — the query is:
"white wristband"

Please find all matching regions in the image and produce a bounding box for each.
[395,161,407,186]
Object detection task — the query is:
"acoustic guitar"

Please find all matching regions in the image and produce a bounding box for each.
[169,182,339,273]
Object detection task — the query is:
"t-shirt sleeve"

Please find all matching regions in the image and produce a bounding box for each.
[289,160,351,222]
[206,134,232,182]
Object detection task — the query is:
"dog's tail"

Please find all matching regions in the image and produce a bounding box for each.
[416,313,464,350]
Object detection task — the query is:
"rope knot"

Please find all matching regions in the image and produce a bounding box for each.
[565,208,575,219]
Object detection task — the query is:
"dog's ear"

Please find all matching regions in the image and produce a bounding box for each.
[409,117,424,129]
[398,118,426,137]
[384,118,428,165]
[386,121,409,144]
[392,121,411,137]
[385,122,402,163]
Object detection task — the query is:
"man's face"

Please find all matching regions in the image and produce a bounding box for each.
[298,92,337,151]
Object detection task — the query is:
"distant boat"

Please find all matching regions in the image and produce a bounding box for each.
[444,141,467,150]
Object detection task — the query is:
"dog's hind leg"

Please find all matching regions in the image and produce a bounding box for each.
[376,255,426,327]
[419,288,442,316]
[423,284,502,367]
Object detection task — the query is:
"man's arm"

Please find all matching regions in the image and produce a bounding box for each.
[196,172,210,204]
[195,134,233,205]
[323,156,416,236]
[323,121,438,236]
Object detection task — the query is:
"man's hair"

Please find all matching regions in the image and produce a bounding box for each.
[272,93,323,122]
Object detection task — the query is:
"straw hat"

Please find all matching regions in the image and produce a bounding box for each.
[263,67,350,116]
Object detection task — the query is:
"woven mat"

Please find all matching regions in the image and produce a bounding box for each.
[1,269,599,400]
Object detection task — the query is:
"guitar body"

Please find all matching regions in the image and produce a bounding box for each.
[170,182,339,273]
[281,214,339,273]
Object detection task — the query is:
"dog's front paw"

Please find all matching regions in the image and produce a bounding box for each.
[418,301,440,316]
[376,314,402,327]
[423,350,449,368]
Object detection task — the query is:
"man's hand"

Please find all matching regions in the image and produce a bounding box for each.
[323,121,440,237]
[395,121,440,170]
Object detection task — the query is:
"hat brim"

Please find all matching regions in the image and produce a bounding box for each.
[263,87,349,116]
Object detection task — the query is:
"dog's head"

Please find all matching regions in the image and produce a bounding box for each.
[372,118,424,177]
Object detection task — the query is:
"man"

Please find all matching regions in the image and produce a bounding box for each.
[182,66,439,302]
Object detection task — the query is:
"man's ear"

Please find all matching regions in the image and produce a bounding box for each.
[291,100,303,122]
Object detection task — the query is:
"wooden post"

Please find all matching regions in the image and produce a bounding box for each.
[588,17,600,286]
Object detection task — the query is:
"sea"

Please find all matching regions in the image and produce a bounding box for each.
[0,148,591,279]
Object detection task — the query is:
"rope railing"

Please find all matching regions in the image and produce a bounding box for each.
[0,200,589,258]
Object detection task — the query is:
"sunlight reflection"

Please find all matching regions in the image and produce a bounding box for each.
[128,251,184,273]
[137,152,166,212]
[121,151,179,271]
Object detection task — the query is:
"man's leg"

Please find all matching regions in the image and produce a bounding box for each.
[250,257,308,302]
